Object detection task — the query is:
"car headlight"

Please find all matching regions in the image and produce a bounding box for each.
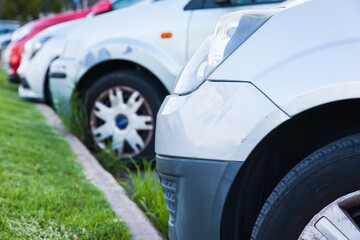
[172,8,279,95]
[11,25,34,42]
[23,36,52,62]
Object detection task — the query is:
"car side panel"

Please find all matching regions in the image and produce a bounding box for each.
[253,41,360,116]
[75,38,183,92]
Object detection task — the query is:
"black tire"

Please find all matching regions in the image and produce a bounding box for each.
[44,71,53,107]
[84,70,166,159]
[251,134,360,239]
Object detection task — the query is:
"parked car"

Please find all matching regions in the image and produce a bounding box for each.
[0,21,20,57]
[156,0,360,239]
[49,0,284,159]
[17,20,82,104]
[3,0,115,83]
[17,0,145,105]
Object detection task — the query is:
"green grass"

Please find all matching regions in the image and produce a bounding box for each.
[56,89,89,142]
[0,68,131,239]
[52,72,170,238]
[121,161,169,238]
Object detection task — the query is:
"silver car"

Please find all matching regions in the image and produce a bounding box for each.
[156,0,360,239]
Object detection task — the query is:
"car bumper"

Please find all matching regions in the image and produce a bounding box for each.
[8,73,20,84]
[155,81,288,161]
[155,81,289,239]
[49,58,79,111]
[157,155,243,240]
[17,61,46,101]
[18,84,43,101]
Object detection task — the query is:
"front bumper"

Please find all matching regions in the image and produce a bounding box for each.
[49,58,79,111]
[17,60,45,101]
[155,81,289,239]
[157,155,243,240]
[8,73,20,84]
[18,84,43,101]
[155,81,288,161]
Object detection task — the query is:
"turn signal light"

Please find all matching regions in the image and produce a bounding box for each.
[161,33,172,39]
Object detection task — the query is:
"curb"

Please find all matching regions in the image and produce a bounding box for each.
[37,103,163,240]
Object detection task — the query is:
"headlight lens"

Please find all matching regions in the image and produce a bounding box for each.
[11,25,34,42]
[172,9,279,95]
[23,36,52,62]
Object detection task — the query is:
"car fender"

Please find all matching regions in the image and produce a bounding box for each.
[219,41,360,161]
[206,0,360,160]
[251,41,360,117]
[75,38,182,91]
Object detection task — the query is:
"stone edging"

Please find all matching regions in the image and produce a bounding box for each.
[37,104,163,240]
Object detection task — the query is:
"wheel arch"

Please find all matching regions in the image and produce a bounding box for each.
[75,59,169,97]
[44,56,60,106]
[221,98,360,239]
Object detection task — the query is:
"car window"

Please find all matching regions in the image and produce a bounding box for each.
[204,0,283,8]
[0,29,12,35]
[112,0,144,10]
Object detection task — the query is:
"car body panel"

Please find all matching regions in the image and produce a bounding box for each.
[49,58,79,109]
[155,81,289,161]
[75,37,183,92]
[157,155,243,240]
[209,0,360,116]
[18,20,83,101]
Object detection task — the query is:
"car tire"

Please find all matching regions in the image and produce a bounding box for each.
[44,72,53,107]
[85,70,166,159]
[251,134,360,240]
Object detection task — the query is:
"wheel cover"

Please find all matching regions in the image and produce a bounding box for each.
[90,86,154,158]
[299,190,360,240]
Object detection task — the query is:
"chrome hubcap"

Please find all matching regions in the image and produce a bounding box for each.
[90,86,154,157]
[299,190,360,240]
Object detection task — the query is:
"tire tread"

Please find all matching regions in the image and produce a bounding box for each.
[251,134,360,239]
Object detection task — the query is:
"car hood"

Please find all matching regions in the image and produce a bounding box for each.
[31,19,84,43]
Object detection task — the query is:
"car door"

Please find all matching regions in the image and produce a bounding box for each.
[186,0,284,59]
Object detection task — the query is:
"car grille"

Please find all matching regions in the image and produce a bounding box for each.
[159,173,178,226]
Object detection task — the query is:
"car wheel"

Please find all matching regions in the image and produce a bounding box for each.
[85,70,166,159]
[251,134,360,240]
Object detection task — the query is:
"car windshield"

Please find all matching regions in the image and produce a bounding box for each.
[112,0,145,10]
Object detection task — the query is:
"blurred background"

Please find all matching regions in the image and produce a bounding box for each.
[0,0,101,22]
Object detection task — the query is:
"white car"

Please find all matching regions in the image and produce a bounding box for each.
[17,20,82,104]
[49,0,283,158]
[17,0,148,104]
[156,0,360,239]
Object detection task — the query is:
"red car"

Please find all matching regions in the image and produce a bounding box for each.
[5,0,113,83]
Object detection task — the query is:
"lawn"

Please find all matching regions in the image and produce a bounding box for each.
[0,68,131,239]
